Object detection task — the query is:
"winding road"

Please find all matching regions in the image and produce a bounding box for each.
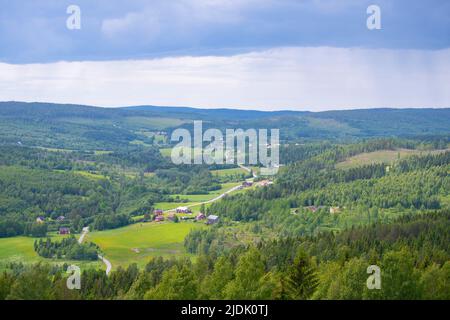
[78,226,112,276]
[77,165,257,275]
[78,227,89,244]
[165,164,257,213]
[98,255,112,275]
[238,163,258,178]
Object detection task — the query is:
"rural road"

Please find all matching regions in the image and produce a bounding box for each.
[201,184,243,205]
[98,255,112,276]
[78,227,89,244]
[238,164,258,179]
[165,165,257,213]
[80,165,258,273]
[78,226,112,276]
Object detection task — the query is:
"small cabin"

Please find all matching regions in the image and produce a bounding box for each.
[59,227,70,235]
[36,217,45,224]
[196,213,206,221]
[154,209,164,216]
[56,216,65,222]
[258,180,273,187]
[206,215,219,225]
[242,181,253,187]
[155,215,165,222]
[176,207,192,214]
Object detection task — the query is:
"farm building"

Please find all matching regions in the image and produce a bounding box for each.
[242,181,253,187]
[206,215,219,225]
[176,207,192,214]
[59,227,70,235]
[167,213,178,222]
[36,217,45,224]
[196,213,206,221]
[56,216,65,222]
[155,215,165,222]
[154,209,164,216]
[258,180,273,187]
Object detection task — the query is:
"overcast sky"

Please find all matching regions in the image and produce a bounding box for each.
[0,0,449,110]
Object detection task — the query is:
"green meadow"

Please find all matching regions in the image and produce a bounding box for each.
[335,148,450,170]
[0,235,103,271]
[155,182,242,211]
[72,170,107,180]
[153,202,198,211]
[86,221,205,269]
[210,167,247,177]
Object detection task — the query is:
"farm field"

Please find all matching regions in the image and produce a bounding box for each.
[335,148,449,169]
[129,139,152,147]
[0,235,103,271]
[153,201,198,211]
[85,221,205,269]
[72,170,107,180]
[155,182,242,211]
[210,167,247,177]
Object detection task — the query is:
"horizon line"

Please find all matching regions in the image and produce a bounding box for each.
[1,100,449,114]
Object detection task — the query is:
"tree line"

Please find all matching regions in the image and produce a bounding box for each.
[1,210,448,300]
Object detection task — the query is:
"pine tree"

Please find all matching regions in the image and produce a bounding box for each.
[285,250,318,299]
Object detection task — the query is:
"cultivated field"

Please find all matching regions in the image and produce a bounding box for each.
[155,182,241,212]
[210,167,247,177]
[335,148,449,169]
[85,221,205,269]
[0,234,103,270]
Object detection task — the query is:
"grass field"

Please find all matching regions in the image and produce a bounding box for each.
[154,182,241,212]
[210,167,247,177]
[94,150,113,155]
[73,170,107,180]
[159,147,173,157]
[86,221,204,269]
[336,149,449,170]
[0,235,103,271]
[129,139,153,147]
[153,201,198,211]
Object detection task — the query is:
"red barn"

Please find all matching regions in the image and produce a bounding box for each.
[59,227,70,235]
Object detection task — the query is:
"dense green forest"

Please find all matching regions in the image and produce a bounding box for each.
[1,102,449,149]
[1,211,448,300]
[0,103,449,300]
[0,145,223,236]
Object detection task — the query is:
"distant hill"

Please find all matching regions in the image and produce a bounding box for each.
[0,101,449,150]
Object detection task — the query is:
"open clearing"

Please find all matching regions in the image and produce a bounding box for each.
[86,221,205,269]
[155,182,241,211]
[0,235,103,270]
[210,167,247,177]
[336,149,449,170]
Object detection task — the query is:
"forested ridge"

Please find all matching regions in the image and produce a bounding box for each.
[0,103,449,300]
[0,145,223,237]
[1,210,448,300]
